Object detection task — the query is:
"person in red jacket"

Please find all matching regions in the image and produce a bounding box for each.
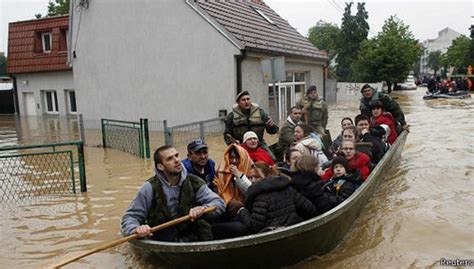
[370,101,398,144]
[321,140,371,181]
[241,131,275,166]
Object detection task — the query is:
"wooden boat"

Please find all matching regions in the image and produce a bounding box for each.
[423,91,472,100]
[130,131,408,268]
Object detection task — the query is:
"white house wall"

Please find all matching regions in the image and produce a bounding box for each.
[71,0,240,125]
[15,71,74,116]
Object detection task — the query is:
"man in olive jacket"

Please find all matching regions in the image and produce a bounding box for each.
[359,84,409,133]
[224,91,278,146]
[273,106,302,161]
[121,145,225,242]
[296,85,328,136]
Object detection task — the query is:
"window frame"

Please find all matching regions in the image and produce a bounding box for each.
[65,90,77,114]
[44,90,59,114]
[41,32,52,53]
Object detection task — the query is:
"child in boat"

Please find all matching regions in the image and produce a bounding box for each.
[370,101,398,144]
[322,140,371,182]
[322,156,362,209]
[214,144,254,204]
[234,162,318,233]
[290,155,332,213]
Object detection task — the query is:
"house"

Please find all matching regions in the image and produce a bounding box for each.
[7,15,76,116]
[419,27,461,75]
[70,0,328,124]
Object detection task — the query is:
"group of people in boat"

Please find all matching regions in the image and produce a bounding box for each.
[426,75,473,93]
[121,84,408,242]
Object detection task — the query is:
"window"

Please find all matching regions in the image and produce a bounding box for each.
[59,29,68,51]
[41,32,52,53]
[251,6,277,26]
[267,72,307,122]
[65,90,77,113]
[44,90,58,113]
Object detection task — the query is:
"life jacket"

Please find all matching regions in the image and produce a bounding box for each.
[146,174,212,242]
[231,103,265,142]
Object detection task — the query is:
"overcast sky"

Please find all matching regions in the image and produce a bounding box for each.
[0,0,472,54]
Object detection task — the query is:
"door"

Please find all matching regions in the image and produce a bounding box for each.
[23,93,36,115]
[278,85,295,122]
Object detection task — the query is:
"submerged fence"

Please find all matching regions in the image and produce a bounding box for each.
[164,117,226,148]
[0,141,86,202]
[100,118,150,159]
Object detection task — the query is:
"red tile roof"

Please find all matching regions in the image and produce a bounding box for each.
[196,0,328,60]
[7,15,71,74]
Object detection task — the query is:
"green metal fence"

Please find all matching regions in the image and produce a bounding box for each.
[101,118,150,158]
[0,141,87,202]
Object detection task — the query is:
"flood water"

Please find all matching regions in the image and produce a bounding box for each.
[0,89,473,268]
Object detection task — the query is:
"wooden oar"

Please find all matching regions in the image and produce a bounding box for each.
[52,206,217,268]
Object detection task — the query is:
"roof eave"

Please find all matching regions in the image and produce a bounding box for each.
[185,0,244,50]
[245,47,329,63]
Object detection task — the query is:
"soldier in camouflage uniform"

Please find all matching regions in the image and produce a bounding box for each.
[224,91,278,146]
[296,85,328,136]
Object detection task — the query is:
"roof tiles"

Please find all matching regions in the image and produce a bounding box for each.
[196,0,327,60]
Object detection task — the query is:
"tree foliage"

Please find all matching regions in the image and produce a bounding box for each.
[336,2,369,81]
[47,0,70,16]
[307,20,340,78]
[441,36,470,71]
[351,15,421,90]
[427,51,442,75]
[307,20,340,61]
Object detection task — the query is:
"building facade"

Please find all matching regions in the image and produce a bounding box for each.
[419,27,462,75]
[70,0,328,124]
[7,15,75,116]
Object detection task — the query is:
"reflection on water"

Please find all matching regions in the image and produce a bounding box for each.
[0,90,473,268]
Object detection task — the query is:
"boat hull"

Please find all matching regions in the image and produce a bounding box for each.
[423,92,472,100]
[130,132,408,268]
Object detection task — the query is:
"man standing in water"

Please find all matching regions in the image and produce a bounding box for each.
[121,145,225,241]
[223,90,278,146]
[296,85,328,136]
[359,84,409,133]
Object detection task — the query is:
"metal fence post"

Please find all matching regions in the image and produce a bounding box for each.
[139,119,144,159]
[77,141,87,192]
[101,118,107,148]
[78,114,86,145]
[199,121,205,141]
[163,120,174,146]
[143,118,150,159]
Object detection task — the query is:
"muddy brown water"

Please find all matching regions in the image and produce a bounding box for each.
[0,89,473,268]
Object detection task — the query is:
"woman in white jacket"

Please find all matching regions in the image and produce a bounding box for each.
[293,123,329,167]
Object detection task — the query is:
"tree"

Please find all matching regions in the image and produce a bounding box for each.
[440,36,470,73]
[351,15,421,92]
[427,51,442,75]
[47,0,70,16]
[307,20,340,78]
[0,53,6,76]
[336,2,369,81]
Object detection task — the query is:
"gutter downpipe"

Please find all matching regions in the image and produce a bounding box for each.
[11,75,19,115]
[67,0,74,66]
[235,50,247,94]
[323,62,327,101]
